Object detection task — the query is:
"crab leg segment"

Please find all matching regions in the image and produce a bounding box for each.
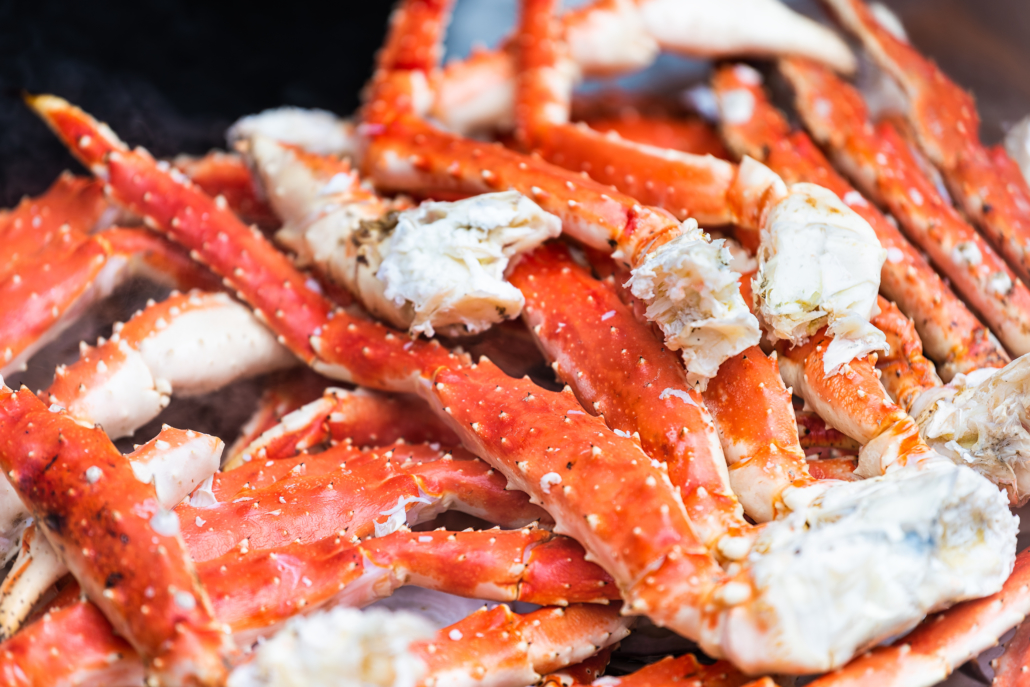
[780,57,1030,359]
[993,614,1030,687]
[545,651,753,687]
[823,0,1030,289]
[0,426,223,639]
[172,151,278,229]
[179,441,546,562]
[869,297,941,411]
[0,385,230,685]
[0,528,618,687]
[44,290,295,440]
[208,527,618,638]
[509,242,747,544]
[711,62,1005,378]
[227,386,459,468]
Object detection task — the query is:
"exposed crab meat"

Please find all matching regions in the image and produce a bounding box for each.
[1004,115,1030,188]
[822,0,1030,292]
[711,62,1006,380]
[226,106,359,158]
[754,182,888,375]
[910,355,1030,505]
[249,132,561,336]
[779,56,1030,360]
[0,384,231,685]
[806,548,1030,687]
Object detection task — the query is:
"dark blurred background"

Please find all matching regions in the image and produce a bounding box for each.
[2,0,1029,207]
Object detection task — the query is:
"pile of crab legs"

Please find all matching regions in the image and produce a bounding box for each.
[4,0,1030,685]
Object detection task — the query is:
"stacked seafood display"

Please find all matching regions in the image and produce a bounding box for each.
[3,0,1030,685]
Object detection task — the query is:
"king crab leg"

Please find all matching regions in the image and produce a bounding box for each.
[711,62,1007,379]
[1,524,621,687]
[822,0,1030,291]
[428,0,854,137]
[508,242,749,544]
[224,382,459,469]
[0,385,231,685]
[779,56,1030,360]
[0,426,223,639]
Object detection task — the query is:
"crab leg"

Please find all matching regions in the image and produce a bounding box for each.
[822,0,1030,290]
[0,385,230,685]
[225,386,460,468]
[172,151,278,229]
[0,528,619,687]
[545,651,754,687]
[222,369,331,465]
[43,290,295,440]
[0,176,224,378]
[580,110,730,160]
[586,250,816,523]
[869,297,941,411]
[429,0,853,136]
[711,62,1006,379]
[0,426,223,639]
[180,441,546,562]
[992,615,1030,687]
[779,57,1030,359]
[208,527,618,639]
[509,242,748,544]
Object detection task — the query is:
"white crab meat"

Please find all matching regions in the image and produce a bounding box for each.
[711,456,1016,674]
[755,182,888,375]
[376,192,562,337]
[911,354,1030,504]
[227,107,358,157]
[228,607,434,687]
[627,219,761,389]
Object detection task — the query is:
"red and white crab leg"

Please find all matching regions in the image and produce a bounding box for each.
[206,527,619,639]
[509,242,751,542]
[44,290,295,440]
[544,651,754,687]
[32,94,1021,675]
[711,62,1007,379]
[222,370,330,465]
[993,615,1030,687]
[429,0,854,136]
[226,386,460,469]
[226,602,631,687]
[0,529,619,687]
[172,151,278,229]
[822,0,1030,289]
[779,57,1030,359]
[0,426,223,639]
[179,441,546,562]
[0,385,231,685]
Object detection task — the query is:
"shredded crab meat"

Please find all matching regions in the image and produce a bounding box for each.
[377,191,562,336]
[627,220,760,389]
[228,107,358,157]
[755,183,889,375]
[912,355,1030,504]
